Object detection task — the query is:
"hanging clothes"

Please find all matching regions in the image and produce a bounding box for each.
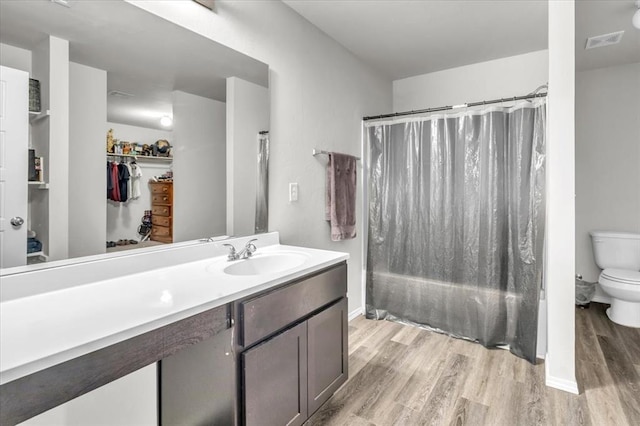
[109,161,121,201]
[118,163,130,202]
[108,160,143,203]
[125,162,133,201]
[130,163,143,199]
[107,162,113,199]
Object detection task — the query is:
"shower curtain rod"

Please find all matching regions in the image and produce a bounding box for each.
[363,92,547,121]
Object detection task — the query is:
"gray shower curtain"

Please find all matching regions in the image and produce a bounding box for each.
[365,102,546,362]
[255,132,269,233]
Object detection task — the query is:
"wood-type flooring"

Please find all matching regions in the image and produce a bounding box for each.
[306,302,640,425]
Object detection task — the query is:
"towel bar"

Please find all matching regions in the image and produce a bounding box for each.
[312,149,360,161]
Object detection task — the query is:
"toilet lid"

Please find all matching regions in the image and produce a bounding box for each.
[602,268,640,284]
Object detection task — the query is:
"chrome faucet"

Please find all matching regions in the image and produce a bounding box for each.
[223,239,258,261]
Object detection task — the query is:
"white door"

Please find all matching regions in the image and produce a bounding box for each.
[0,66,28,268]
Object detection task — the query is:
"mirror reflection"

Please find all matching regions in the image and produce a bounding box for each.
[0,0,269,270]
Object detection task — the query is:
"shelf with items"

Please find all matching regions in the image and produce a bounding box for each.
[106,152,172,162]
[28,181,49,189]
[28,152,45,183]
[28,109,50,123]
[26,251,48,265]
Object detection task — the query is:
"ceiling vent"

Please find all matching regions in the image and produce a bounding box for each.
[108,90,134,98]
[585,31,625,50]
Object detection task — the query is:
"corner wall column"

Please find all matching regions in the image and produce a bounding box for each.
[545,0,578,394]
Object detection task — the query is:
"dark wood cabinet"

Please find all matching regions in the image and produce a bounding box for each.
[242,322,308,426]
[160,327,235,426]
[307,298,348,415]
[239,263,348,425]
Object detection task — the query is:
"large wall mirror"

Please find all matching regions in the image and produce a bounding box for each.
[0,0,270,271]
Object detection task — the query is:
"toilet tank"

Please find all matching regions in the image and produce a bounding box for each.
[590,231,640,271]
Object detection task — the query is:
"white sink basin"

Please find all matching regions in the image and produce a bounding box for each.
[221,252,310,276]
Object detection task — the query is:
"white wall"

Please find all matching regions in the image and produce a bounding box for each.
[0,43,31,74]
[128,0,392,316]
[545,0,577,394]
[172,90,226,242]
[575,62,640,291]
[226,77,269,237]
[393,50,548,111]
[69,62,107,259]
[106,122,172,242]
[19,364,157,425]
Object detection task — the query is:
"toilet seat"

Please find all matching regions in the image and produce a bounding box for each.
[601,268,640,285]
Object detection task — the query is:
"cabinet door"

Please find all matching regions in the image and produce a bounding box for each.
[307,298,348,415]
[242,322,307,426]
[160,328,236,426]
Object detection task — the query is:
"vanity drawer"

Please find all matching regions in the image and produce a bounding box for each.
[150,182,173,195]
[240,264,347,347]
[152,215,171,227]
[152,194,172,205]
[151,225,172,238]
[152,205,172,217]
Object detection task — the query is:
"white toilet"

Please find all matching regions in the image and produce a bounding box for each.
[590,231,640,328]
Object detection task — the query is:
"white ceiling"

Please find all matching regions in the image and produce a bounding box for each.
[284,0,549,80]
[0,0,268,130]
[576,0,640,71]
[284,0,640,80]
[1,0,636,128]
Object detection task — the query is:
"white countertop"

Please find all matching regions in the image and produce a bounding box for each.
[0,242,348,385]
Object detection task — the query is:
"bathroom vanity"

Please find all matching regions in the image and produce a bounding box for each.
[160,263,348,426]
[0,233,349,425]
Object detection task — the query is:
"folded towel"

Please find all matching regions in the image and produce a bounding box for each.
[326,152,357,241]
[27,238,42,253]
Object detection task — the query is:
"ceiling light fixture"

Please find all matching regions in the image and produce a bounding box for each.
[160,116,173,127]
[108,90,134,98]
[50,0,71,8]
[193,0,215,11]
[633,0,640,30]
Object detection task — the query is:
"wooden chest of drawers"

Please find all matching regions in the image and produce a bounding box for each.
[149,181,173,243]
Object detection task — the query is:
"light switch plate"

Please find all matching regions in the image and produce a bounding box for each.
[289,183,299,202]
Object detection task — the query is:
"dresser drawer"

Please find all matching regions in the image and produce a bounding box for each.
[152,215,171,227]
[150,183,173,195]
[151,235,173,244]
[152,205,172,217]
[152,194,172,205]
[151,225,172,237]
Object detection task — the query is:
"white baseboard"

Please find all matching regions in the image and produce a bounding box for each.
[545,354,579,394]
[536,298,547,360]
[591,294,611,304]
[348,307,363,322]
